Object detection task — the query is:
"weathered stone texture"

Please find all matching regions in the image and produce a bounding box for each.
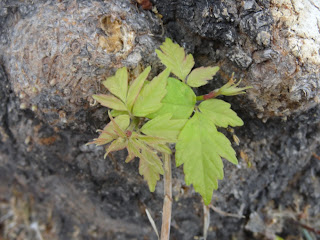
[1,0,161,129]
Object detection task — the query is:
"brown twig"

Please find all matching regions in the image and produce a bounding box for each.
[160,153,172,240]
[312,153,320,161]
[294,220,320,235]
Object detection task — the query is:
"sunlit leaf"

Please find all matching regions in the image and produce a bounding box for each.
[104,137,127,158]
[102,67,128,102]
[186,66,219,87]
[88,115,130,146]
[137,134,172,154]
[127,138,164,192]
[217,78,252,96]
[176,111,238,205]
[139,146,164,192]
[126,66,151,112]
[147,78,196,119]
[156,38,194,81]
[132,68,170,117]
[199,99,244,128]
[108,111,127,138]
[93,94,127,111]
[134,134,170,145]
[141,113,187,141]
[110,109,129,117]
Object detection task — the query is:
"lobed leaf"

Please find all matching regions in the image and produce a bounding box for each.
[156,38,194,81]
[110,109,129,117]
[128,138,164,192]
[104,137,127,158]
[89,115,130,146]
[126,66,151,112]
[102,67,128,102]
[93,94,127,111]
[186,66,219,87]
[147,78,196,119]
[199,99,244,128]
[176,111,238,205]
[139,147,164,192]
[132,68,170,117]
[108,111,127,138]
[141,113,187,141]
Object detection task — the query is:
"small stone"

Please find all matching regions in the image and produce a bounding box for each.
[31,105,38,112]
[20,103,28,109]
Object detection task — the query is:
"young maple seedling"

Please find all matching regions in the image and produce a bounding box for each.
[88,38,251,239]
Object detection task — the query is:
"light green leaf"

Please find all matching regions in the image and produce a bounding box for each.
[186,66,219,87]
[89,115,130,146]
[108,111,127,138]
[128,138,164,192]
[217,78,252,96]
[126,66,151,112]
[199,99,244,128]
[126,140,140,160]
[132,68,170,117]
[147,78,196,119]
[141,113,187,141]
[134,134,169,145]
[176,111,238,205]
[139,147,164,192]
[136,134,172,154]
[110,109,129,117]
[102,67,128,102]
[148,143,172,155]
[104,137,127,158]
[93,94,127,111]
[156,38,194,81]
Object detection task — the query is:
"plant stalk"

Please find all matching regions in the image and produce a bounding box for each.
[160,153,172,240]
[196,90,219,101]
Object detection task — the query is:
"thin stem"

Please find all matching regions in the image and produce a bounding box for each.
[160,153,172,240]
[196,90,219,101]
[203,204,210,240]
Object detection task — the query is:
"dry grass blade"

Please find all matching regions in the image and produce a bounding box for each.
[209,204,245,219]
[145,208,160,240]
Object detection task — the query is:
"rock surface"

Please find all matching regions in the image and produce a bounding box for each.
[0,0,319,240]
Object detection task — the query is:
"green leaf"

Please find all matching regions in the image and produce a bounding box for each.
[132,68,170,117]
[104,137,127,158]
[139,146,164,192]
[176,111,238,205]
[93,94,127,111]
[102,67,128,102]
[134,134,169,145]
[186,66,219,87]
[147,78,196,119]
[137,135,172,154]
[108,111,127,138]
[199,99,244,128]
[110,109,129,117]
[128,138,164,192]
[156,38,194,81]
[141,113,187,141]
[89,115,130,146]
[217,78,252,96]
[126,66,151,112]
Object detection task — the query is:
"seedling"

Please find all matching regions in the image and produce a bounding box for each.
[88,38,251,239]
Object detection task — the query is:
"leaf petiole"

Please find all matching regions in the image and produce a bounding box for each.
[196,90,219,101]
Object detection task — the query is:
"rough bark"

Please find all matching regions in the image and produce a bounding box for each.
[0,0,319,239]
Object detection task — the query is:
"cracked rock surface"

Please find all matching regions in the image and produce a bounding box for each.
[1,0,320,239]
